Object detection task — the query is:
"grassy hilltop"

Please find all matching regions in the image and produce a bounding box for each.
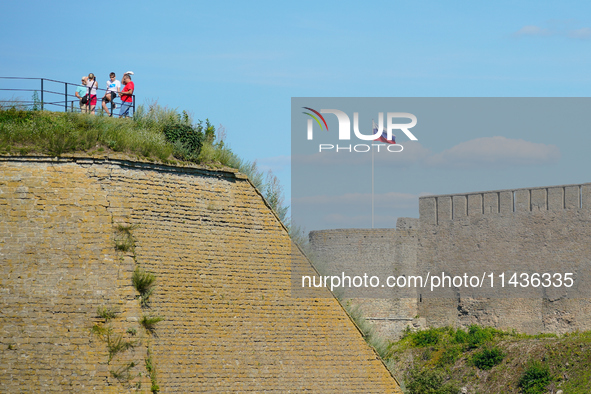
[359,320,591,393]
[0,104,289,226]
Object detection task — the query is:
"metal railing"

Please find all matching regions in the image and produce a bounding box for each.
[0,77,135,117]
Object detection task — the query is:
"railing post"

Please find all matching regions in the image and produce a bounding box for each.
[65,82,68,112]
[40,78,44,111]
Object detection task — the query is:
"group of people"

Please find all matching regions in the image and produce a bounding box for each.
[75,72,135,118]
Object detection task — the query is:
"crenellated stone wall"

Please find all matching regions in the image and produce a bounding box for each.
[418,183,591,224]
[310,182,591,339]
[0,156,401,393]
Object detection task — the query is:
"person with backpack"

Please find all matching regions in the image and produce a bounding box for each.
[75,76,88,113]
[86,73,99,115]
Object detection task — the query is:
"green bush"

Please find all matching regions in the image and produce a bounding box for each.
[438,345,462,366]
[406,368,458,394]
[454,325,500,349]
[518,361,551,394]
[472,347,505,370]
[161,111,203,160]
[411,328,441,347]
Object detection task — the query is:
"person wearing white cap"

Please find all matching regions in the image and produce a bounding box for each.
[119,73,135,118]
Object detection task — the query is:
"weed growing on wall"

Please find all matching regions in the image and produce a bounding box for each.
[132,267,156,307]
[88,222,165,390]
[145,345,159,393]
[114,224,137,252]
[115,222,162,393]
[140,315,164,334]
[339,301,400,382]
[96,306,118,322]
[91,318,136,363]
[110,362,137,382]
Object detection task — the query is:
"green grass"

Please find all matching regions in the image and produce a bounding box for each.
[91,324,136,363]
[140,315,164,334]
[0,104,235,168]
[97,306,118,322]
[0,104,292,230]
[384,325,591,393]
[518,361,551,394]
[132,267,157,307]
[472,346,505,370]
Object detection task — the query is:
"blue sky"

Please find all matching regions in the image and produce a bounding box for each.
[1,0,590,230]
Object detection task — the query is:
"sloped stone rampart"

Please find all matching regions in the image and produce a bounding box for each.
[0,157,401,393]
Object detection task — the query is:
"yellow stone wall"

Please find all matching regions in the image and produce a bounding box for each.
[0,157,401,393]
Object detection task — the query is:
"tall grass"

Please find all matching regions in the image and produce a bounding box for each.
[0,106,173,160]
[0,103,292,230]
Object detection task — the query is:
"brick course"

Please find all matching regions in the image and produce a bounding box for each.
[0,157,401,393]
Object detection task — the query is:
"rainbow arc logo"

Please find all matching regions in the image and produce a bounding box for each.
[302,107,328,131]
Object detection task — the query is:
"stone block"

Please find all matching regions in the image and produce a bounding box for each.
[452,195,467,219]
[483,192,499,214]
[499,191,513,214]
[547,187,563,211]
[565,185,580,209]
[468,194,483,216]
[515,189,530,212]
[437,196,452,222]
[419,197,437,225]
[530,188,547,211]
[582,184,591,210]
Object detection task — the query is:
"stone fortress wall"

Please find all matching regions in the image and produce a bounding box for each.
[310,182,591,339]
[0,156,401,393]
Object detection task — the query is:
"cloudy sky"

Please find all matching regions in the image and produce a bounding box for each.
[291,98,589,230]
[1,0,590,231]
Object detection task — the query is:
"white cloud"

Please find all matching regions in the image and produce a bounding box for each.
[568,27,591,39]
[513,25,551,37]
[425,136,560,169]
[513,22,591,40]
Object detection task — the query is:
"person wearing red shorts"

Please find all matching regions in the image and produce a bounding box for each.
[86,73,99,115]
